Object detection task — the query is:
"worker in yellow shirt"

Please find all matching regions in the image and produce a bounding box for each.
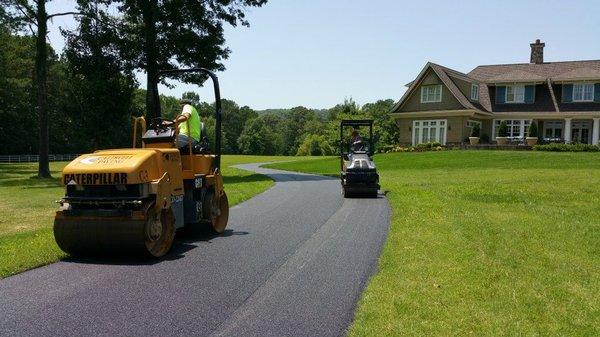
[172,99,201,148]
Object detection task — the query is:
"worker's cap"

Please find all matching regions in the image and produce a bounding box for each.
[179,99,193,105]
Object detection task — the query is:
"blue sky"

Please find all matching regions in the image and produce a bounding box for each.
[46,0,600,110]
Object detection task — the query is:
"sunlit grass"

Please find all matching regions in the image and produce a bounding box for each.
[266,151,600,336]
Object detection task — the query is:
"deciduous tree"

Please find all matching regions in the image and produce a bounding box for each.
[2,0,88,177]
[75,0,268,118]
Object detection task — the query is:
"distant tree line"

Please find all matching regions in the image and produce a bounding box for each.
[0,29,399,157]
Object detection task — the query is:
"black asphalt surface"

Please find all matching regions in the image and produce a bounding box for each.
[0,164,390,337]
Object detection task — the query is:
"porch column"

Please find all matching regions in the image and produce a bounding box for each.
[564,118,572,144]
[593,118,600,145]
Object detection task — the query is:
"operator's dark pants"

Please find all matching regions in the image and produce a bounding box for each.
[177,134,198,149]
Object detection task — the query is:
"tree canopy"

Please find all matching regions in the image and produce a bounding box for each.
[74,0,268,116]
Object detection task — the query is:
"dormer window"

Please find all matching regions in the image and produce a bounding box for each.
[573,83,594,102]
[421,85,442,103]
[496,85,535,104]
[506,85,525,103]
[471,84,479,101]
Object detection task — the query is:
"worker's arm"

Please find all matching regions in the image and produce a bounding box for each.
[173,112,190,124]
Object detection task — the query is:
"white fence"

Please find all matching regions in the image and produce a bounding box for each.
[0,154,80,163]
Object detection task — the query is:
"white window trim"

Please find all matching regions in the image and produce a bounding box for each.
[572,83,595,102]
[570,120,593,144]
[543,121,564,141]
[412,119,447,146]
[505,85,525,103]
[492,119,532,140]
[471,84,479,101]
[420,85,442,103]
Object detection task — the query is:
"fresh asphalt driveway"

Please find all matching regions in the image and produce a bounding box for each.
[0,164,390,337]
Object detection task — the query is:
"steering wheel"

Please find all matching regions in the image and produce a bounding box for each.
[149,117,174,133]
[352,140,366,152]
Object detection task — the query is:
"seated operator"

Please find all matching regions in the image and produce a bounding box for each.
[350,129,364,152]
[172,99,201,149]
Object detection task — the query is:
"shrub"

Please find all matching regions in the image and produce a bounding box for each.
[415,141,442,150]
[498,121,509,137]
[528,122,538,138]
[413,142,443,152]
[470,123,481,137]
[380,142,446,153]
[533,143,600,152]
[378,144,397,153]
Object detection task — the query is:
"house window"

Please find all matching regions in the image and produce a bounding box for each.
[421,85,442,103]
[543,121,563,141]
[493,119,531,140]
[506,85,525,103]
[571,121,592,144]
[471,84,479,101]
[573,83,594,102]
[413,120,447,145]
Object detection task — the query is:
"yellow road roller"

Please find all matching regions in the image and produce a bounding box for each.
[54,68,228,257]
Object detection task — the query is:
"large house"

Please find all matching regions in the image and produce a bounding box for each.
[390,40,600,146]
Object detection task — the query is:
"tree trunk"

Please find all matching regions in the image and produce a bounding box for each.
[142,0,159,118]
[36,0,51,178]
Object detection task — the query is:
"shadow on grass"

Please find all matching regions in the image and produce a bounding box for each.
[0,164,61,189]
[0,176,60,188]
[0,164,62,176]
[61,228,249,266]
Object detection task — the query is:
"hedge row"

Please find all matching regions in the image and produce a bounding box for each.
[533,143,600,152]
[378,142,445,153]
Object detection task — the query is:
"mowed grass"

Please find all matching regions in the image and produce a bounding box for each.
[266,151,600,336]
[0,155,297,278]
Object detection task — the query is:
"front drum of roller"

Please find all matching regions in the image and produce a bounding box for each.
[203,190,229,234]
[53,204,176,258]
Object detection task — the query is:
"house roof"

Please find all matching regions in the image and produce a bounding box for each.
[468,60,600,113]
[393,59,600,115]
[484,70,546,83]
[468,60,600,83]
[391,62,481,113]
[429,63,478,111]
[552,67,600,81]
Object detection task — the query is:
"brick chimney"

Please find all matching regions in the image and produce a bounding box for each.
[530,39,545,64]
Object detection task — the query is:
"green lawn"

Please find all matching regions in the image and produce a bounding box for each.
[0,155,296,278]
[266,151,600,336]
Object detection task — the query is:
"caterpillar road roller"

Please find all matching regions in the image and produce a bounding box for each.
[340,120,379,198]
[53,68,228,257]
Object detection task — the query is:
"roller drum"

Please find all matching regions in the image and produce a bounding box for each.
[53,202,175,257]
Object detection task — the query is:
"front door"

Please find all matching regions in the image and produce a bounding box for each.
[543,121,563,142]
[572,121,591,144]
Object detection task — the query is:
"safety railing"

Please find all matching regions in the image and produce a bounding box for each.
[0,154,80,163]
